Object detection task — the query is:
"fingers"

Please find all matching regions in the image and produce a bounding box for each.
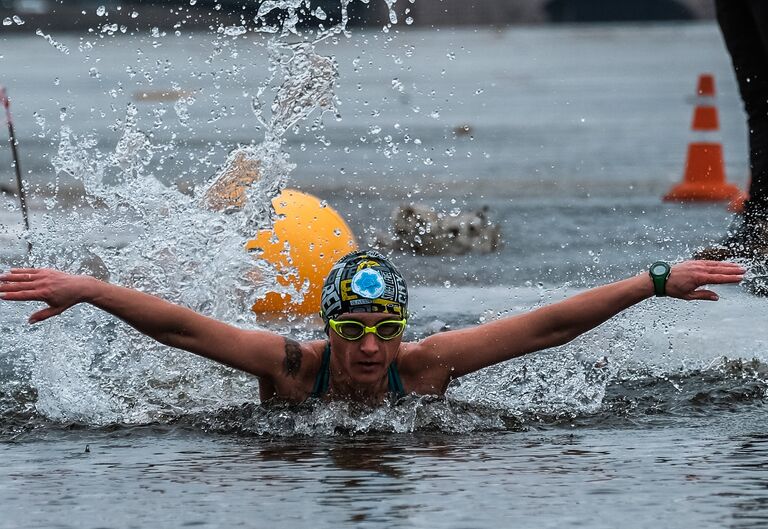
[707,265,746,277]
[0,281,39,293]
[684,289,719,302]
[672,261,745,286]
[0,290,45,301]
[0,274,43,297]
[1,269,54,319]
[29,306,65,324]
[687,261,745,274]
[0,271,38,283]
[684,260,744,270]
[0,269,46,297]
[704,273,746,285]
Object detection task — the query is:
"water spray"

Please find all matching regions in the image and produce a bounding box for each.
[0,86,31,252]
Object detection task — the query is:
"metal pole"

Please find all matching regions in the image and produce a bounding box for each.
[0,86,31,253]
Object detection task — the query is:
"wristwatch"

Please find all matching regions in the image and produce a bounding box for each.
[649,261,671,297]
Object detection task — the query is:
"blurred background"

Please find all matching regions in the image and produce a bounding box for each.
[0,0,747,284]
[1,0,717,29]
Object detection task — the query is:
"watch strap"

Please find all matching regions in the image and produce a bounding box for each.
[649,261,671,297]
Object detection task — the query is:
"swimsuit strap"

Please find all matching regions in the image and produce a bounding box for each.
[310,342,332,399]
[310,342,406,400]
[387,362,406,400]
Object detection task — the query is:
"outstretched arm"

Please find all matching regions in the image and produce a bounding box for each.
[0,268,288,378]
[415,260,745,379]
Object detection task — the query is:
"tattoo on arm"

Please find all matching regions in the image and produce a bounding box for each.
[283,338,302,378]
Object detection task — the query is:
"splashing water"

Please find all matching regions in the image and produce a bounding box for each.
[1,1,357,431]
[5,2,759,438]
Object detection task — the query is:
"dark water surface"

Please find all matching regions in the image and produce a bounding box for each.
[5,409,768,529]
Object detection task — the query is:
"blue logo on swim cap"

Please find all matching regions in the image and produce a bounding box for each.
[351,268,386,299]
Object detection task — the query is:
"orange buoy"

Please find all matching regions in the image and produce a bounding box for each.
[664,73,746,203]
[247,189,358,314]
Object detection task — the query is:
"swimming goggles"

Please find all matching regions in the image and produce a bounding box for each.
[328,318,407,341]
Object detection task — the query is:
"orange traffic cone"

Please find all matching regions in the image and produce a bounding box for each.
[663,74,746,203]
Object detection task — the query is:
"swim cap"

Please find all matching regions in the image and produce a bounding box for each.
[320,249,408,326]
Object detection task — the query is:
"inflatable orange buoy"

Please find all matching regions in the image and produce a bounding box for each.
[664,73,746,203]
[247,189,358,314]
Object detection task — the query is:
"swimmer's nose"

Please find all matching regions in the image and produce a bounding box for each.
[358,331,380,356]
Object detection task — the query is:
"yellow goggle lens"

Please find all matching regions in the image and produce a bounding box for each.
[329,319,406,341]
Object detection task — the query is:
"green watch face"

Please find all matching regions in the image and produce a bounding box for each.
[651,263,669,276]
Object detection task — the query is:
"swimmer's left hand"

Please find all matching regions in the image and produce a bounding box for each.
[665,260,745,301]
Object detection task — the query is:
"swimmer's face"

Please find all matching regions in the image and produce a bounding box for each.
[328,312,403,385]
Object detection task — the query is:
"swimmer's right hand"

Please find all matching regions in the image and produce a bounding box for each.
[0,268,99,323]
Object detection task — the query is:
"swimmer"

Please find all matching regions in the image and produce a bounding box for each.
[0,250,745,404]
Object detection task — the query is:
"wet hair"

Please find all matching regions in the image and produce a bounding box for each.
[319,249,408,329]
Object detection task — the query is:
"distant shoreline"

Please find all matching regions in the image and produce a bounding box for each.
[0,0,713,33]
[0,4,282,33]
[2,2,378,32]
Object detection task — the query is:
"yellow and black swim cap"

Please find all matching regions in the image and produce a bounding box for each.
[320,249,408,326]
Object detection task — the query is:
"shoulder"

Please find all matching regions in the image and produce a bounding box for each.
[397,340,436,369]
[283,338,326,378]
[395,340,451,395]
[258,338,327,402]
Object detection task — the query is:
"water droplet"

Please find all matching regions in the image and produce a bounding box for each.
[96,5,106,17]
[222,26,247,37]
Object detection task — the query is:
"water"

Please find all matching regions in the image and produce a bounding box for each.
[1,9,768,528]
[4,422,768,529]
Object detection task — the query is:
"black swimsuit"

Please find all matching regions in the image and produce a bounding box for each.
[310,342,406,399]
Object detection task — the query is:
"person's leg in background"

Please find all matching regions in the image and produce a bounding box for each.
[699,0,768,259]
